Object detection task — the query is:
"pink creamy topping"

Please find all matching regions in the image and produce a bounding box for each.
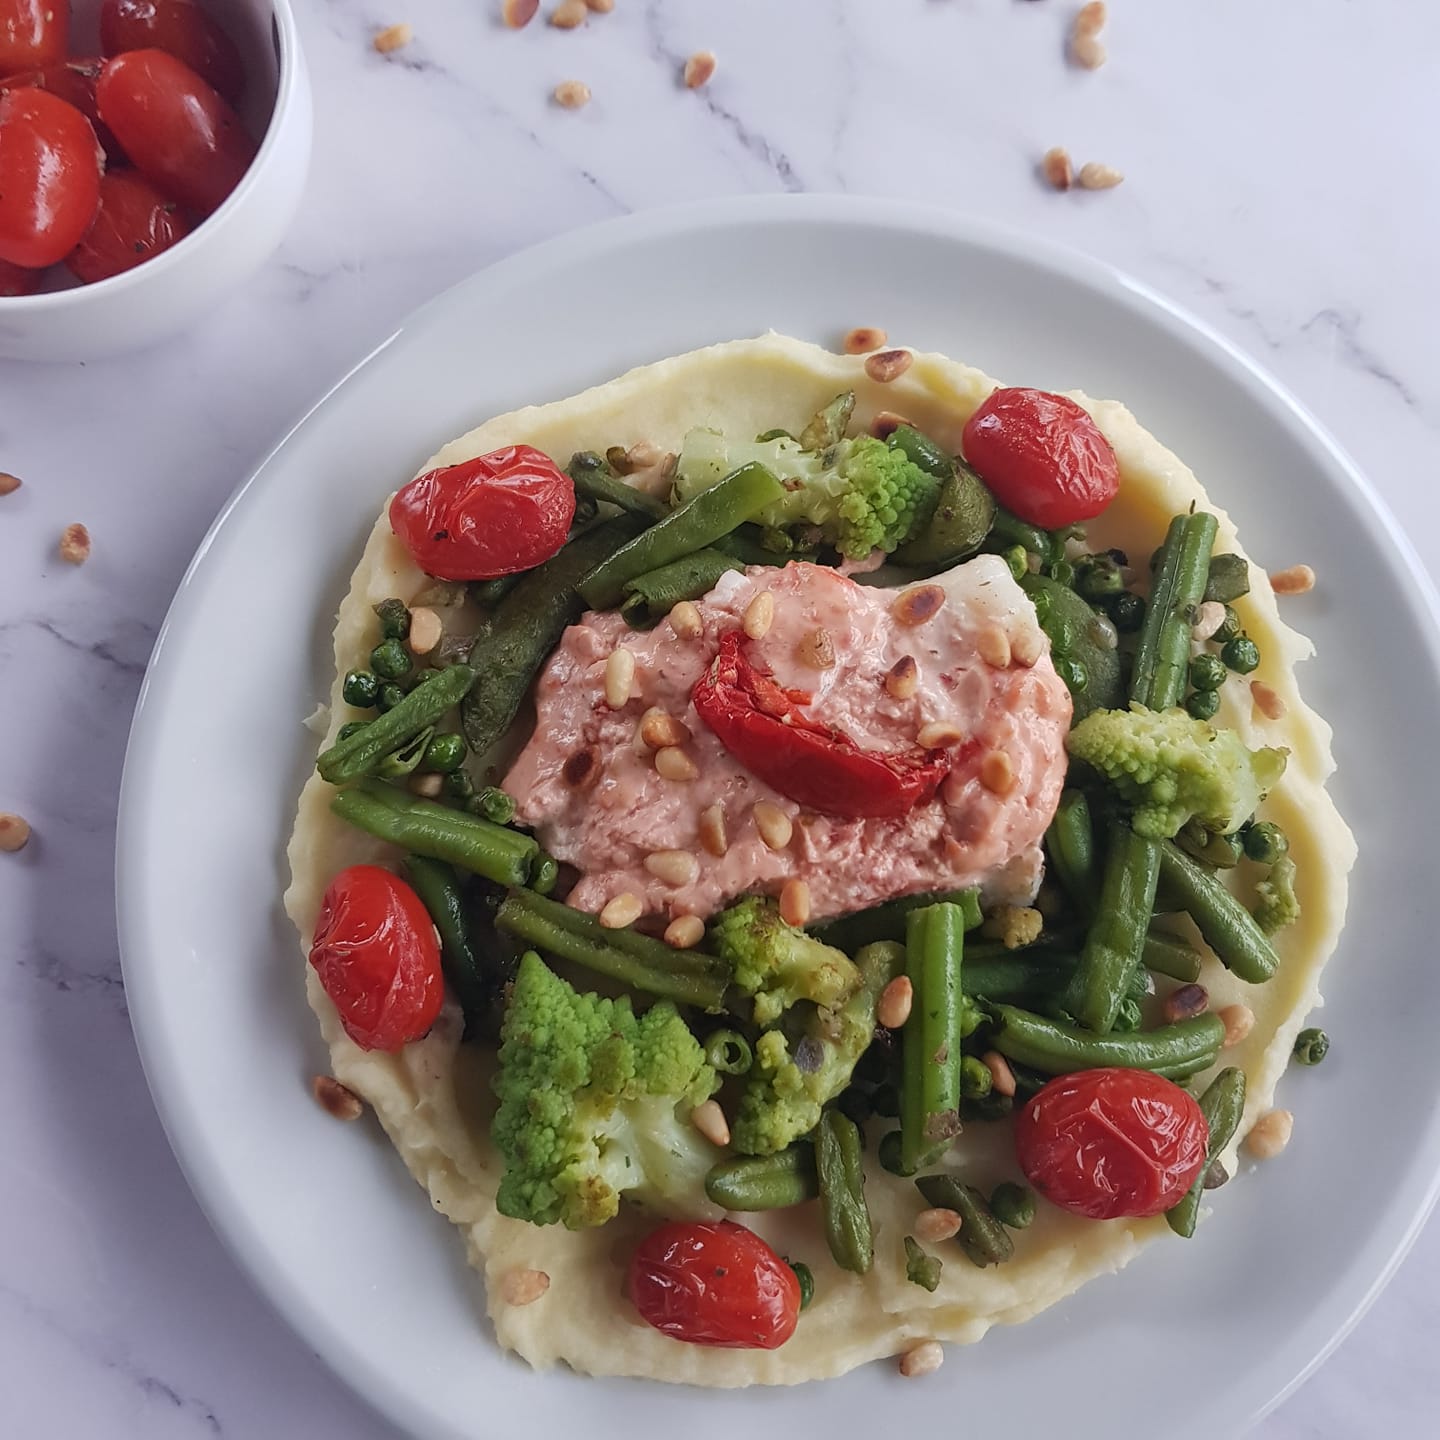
[502,558,1072,922]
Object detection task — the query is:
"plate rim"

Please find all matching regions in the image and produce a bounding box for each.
[116,192,1440,1437]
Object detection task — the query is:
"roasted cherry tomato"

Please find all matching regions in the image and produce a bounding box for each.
[100,0,244,105]
[962,387,1120,530]
[0,0,69,77]
[66,170,191,283]
[2,58,123,158]
[692,629,958,818]
[389,444,577,581]
[0,87,101,269]
[308,864,444,1053]
[96,49,255,216]
[628,1220,801,1349]
[0,255,40,294]
[1014,1067,1209,1220]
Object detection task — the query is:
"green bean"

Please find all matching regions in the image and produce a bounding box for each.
[990,1181,1037,1230]
[705,1146,817,1211]
[471,786,516,826]
[579,463,785,610]
[1046,789,1097,906]
[960,1054,993,1098]
[883,424,953,480]
[915,1175,1014,1268]
[375,726,432,779]
[901,902,967,1174]
[470,574,521,608]
[1177,822,1243,869]
[798,392,855,451]
[461,515,645,756]
[903,1236,943,1292]
[990,507,1050,559]
[1142,930,1205,983]
[1158,842,1278,984]
[711,526,789,568]
[811,887,981,954]
[531,854,560,896]
[619,547,743,628]
[987,1003,1225,1076]
[331,778,537,886]
[335,720,369,743]
[373,598,411,641]
[318,665,476,784]
[704,1029,754,1075]
[493,887,729,1010]
[891,453,995,568]
[1132,512,1219,709]
[1166,1066,1246,1238]
[1293,1027,1329,1065]
[816,1111,873,1274]
[964,951,1077,1005]
[1204,554,1251,604]
[401,856,492,1031]
[567,451,669,520]
[788,1260,815,1309]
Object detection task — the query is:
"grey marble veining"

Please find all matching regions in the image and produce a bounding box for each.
[3,0,1438,1434]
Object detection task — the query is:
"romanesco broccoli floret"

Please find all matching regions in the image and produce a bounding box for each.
[491,952,721,1229]
[710,895,861,1026]
[980,904,1044,951]
[1067,704,1288,839]
[1253,853,1300,934]
[674,425,942,561]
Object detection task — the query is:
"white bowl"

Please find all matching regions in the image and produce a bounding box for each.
[0,0,311,362]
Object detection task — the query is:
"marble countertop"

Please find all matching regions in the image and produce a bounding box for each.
[3,0,1438,1433]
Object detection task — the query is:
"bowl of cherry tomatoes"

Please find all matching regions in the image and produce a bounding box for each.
[0,0,310,360]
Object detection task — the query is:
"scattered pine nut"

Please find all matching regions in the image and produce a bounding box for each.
[639,709,691,750]
[743,590,774,639]
[869,410,911,440]
[796,627,836,669]
[553,79,592,109]
[550,0,587,28]
[645,850,701,888]
[1251,681,1286,720]
[877,975,914,1030]
[1041,146,1073,191]
[502,0,538,26]
[669,600,703,639]
[691,1098,731,1147]
[697,804,728,857]
[665,914,705,949]
[407,606,443,655]
[683,50,717,89]
[1162,982,1210,1024]
[1245,1108,1294,1160]
[1070,6,1107,69]
[982,1051,1017,1098]
[843,326,887,355]
[604,647,635,708]
[977,624,1012,669]
[0,813,32,852]
[779,878,811,927]
[58,523,90,565]
[899,1341,944,1378]
[864,349,913,384]
[913,1207,962,1244]
[1220,1002,1255,1048]
[599,892,644,928]
[1191,601,1227,641]
[499,1267,551,1306]
[584,0,613,10]
[885,655,919,700]
[753,801,793,852]
[0,472,21,496]
[312,1074,364,1121]
[1074,1,1106,37]
[1071,33,1106,68]
[979,749,1016,795]
[410,773,444,798]
[893,584,946,627]
[1078,162,1123,190]
[918,721,964,749]
[655,746,698,781]
[372,23,413,54]
[1269,564,1316,595]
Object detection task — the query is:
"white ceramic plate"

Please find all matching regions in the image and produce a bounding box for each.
[117,196,1440,1440]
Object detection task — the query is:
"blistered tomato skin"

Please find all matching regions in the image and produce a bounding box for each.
[962,387,1121,530]
[308,865,444,1053]
[100,0,245,105]
[0,58,121,156]
[1014,1067,1210,1220]
[0,87,102,269]
[66,169,191,283]
[628,1220,801,1349]
[389,445,578,581]
[0,0,69,77]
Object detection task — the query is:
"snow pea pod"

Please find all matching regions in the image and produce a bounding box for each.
[619,547,744,629]
[401,855,492,1032]
[816,1110,873,1274]
[705,1145,818,1211]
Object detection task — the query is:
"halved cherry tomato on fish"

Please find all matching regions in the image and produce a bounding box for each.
[308,864,444,1053]
[389,444,577,581]
[692,629,957,819]
[629,1220,801,1349]
[100,0,244,105]
[97,49,255,216]
[0,255,41,294]
[0,0,69,77]
[2,58,123,158]
[1014,1067,1209,1220]
[962,387,1120,530]
[0,88,101,269]
[66,170,191,283]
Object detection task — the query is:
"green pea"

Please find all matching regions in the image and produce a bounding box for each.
[1002,545,1029,582]
[1108,591,1146,633]
[1075,552,1126,599]
[1243,821,1289,864]
[1186,688,1221,721]
[335,720,369,743]
[1222,635,1261,674]
[342,669,380,708]
[371,638,413,681]
[1215,604,1242,643]
[377,682,407,712]
[1048,558,1076,587]
[421,732,467,773]
[878,1130,916,1177]
[871,1083,900,1119]
[532,853,560,896]
[990,1181,1036,1230]
[373,598,411,641]
[470,786,517,826]
[1293,1027,1329,1065]
[1055,655,1089,694]
[787,1260,815,1310]
[1189,653,1227,691]
[443,770,476,802]
[960,1054,993,1099]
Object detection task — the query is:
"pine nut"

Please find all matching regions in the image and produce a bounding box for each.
[655,746,697,781]
[553,79,592,108]
[876,975,913,1030]
[1251,681,1286,720]
[1163,983,1209,1023]
[979,749,1016,795]
[1269,564,1316,595]
[669,600,703,639]
[743,590,774,639]
[58,522,90,565]
[0,813,31,852]
[893,584,946,627]
[753,801,793,851]
[918,722,964,749]
[312,1074,364,1121]
[885,654,919,700]
[1245,1109,1294,1161]
[499,1267,551,1306]
[407,606,443,655]
[410,773,444,798]
[698,804,728,856]
[584,0,613,10]
[865,349,913,384]
[639,708,691,749]
[796,627,836,669]
[599,892,644,928]
[550,0,587,28]
[982,1051,1016,1098]
[843,326,887,354]
[683,50,717,88]
[0,472,21,496]
[1075,1,1106,36]
[604,648,635,708]
[1011,627,1044,667]
[779,878,811,926]
[373,23,413,53]
[977,624,1012,668]
[913,1207,962,1244]
[1070,34,1106,70]
[869,410,911,440]
[1042,146,1073,190]
[691,1098,730,1147]
[502,0,538,26]
[899,1341,944,1378]
[1192,601,1227,641]
[1078,161,1123,189]
[665,914,705,949]
[645,850,700,888]
[1220,1003,1255,1048]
